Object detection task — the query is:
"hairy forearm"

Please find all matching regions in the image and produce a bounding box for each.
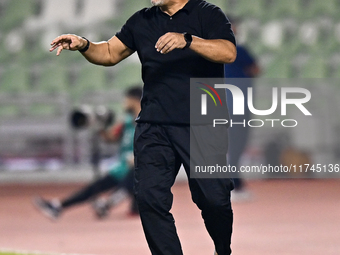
[190,37,237,64]
[80,40,114,66]
[50,34,133,65]
[79,36,133,66]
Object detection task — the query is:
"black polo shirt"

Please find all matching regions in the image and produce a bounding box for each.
[116,0,235,124]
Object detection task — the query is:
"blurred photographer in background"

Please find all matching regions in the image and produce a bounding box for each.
[33,86,142,220]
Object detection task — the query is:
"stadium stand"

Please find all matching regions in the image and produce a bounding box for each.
[1,0,339,84]
[267,0,300,19]
[25,0,78,30]
[80,0,118,25]
[303,0,338,19]
[227,0,265,18]
[112,59,143,89]
[35,64,69,94]
[262,54,293,78]
[1,64,30,94]
[72,64,108,100]
[0,92,74,162]
[0,0,37,32]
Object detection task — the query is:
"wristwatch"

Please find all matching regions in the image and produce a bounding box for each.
[79,37,90,53]
[183,32,192,49]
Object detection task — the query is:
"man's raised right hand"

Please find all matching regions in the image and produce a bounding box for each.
[50,34,87,56]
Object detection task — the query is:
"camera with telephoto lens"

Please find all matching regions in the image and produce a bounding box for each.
[70,105,115,131]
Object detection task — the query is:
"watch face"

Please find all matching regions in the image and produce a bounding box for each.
[183,33,192,49]
[185,33,192,43]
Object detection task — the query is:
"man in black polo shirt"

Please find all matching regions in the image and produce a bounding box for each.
[50,0,236,254]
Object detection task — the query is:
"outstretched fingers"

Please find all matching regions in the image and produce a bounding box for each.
[49,43,60,52]
[49,35,74,55]
[56,45,64,56]
[50,36,63,53]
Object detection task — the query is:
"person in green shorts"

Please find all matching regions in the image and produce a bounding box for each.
[33,86,142,220]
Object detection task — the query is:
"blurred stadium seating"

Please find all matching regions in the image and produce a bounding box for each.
[0,0,339,167]
[1,0,338,94]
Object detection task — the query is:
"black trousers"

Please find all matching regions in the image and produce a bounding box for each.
[134,123,234,255]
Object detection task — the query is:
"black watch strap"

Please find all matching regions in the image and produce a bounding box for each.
[79,37,90,53]
[183,32,192,49]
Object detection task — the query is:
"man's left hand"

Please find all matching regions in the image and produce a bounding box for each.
[155,32,187,54]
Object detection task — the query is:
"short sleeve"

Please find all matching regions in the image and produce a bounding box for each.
[203,6,236,46]
[115,12,139,51]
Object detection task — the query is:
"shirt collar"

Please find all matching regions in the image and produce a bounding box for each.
[182,0,198,14]
[156,0,198,16]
